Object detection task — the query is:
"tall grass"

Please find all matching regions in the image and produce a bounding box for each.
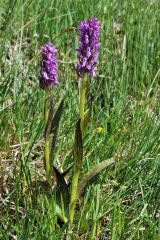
[0,0,159,239]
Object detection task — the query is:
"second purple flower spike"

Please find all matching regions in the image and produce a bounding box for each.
[77,18,100,77]
[39,42,58,90]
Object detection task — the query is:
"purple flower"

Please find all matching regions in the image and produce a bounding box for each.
[39,42,58,90]
[77,18,100,77]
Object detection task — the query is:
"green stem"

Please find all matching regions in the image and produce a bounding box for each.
[79,74,87,135]
[44,89,51,182]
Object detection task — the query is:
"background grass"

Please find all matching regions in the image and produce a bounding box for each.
[0,0,159,239]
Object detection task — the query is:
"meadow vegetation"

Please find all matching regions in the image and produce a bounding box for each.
[0,0,159,239]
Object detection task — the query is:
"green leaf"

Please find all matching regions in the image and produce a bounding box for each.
[34,167,69,223]
[50,99,64,164]
[44,96,54,137]
[69,119,83,224]
[74,119,83,170]
[51,98,63,134]
[84,103,92,130]
[77,158,115,197]
[53,166,70,218]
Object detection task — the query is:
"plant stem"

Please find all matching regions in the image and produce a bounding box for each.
[44,89,51,182]
[79,74,87,134]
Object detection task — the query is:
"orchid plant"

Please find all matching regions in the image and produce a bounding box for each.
[39,42,59,183]
[37,18,114,229]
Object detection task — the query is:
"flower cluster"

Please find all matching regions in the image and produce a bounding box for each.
[39,42,58,90]
[77,18,100,77]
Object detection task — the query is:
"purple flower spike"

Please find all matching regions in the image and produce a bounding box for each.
[77,18,100,77]
[39,42,58,90]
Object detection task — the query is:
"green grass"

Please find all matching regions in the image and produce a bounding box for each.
[0,0,160,239]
